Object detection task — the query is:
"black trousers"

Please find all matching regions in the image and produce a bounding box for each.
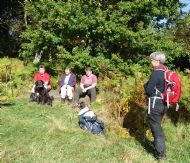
[148,99,167,157]
[74,87,96,103]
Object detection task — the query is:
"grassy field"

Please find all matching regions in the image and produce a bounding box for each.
[1,98,190,163]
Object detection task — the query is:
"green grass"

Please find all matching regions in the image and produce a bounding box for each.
[1,99,190,163]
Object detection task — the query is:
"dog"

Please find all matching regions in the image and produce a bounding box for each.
[32,80,54,106]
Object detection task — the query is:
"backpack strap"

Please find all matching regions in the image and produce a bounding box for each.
[148,96,162,114]
[78,107,90,116]
[148,86,163,114]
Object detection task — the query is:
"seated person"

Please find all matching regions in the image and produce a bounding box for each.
[59,66,76,103]
[31,65,51,95]
[74,67,97,105]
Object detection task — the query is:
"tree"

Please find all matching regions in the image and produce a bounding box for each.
[0,0,25,57]
[19,0,189,73]
[171,15,190,69]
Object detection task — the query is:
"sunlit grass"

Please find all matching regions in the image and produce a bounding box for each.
[1,99,190,162]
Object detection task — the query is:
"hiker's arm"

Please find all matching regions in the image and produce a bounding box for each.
[70,74,76,87]
[80,76,85,90]
[44,81,48,86]
[34,73,38,83]
[44,74,50,86]
[84,83,97,91]
[80,83,84,90]
[60,75,64,87]
[144,71,158,96]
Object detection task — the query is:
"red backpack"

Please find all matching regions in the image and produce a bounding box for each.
[156,66,181,110]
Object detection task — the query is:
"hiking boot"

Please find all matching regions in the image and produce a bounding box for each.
[156,154,167,161]
[68,99,73,104]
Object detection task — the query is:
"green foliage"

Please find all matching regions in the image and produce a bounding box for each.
[0,0,24,57]
[175,15,190,51]
[103,73,147,119]
[179,71,190,111]
[173,15,190,69]
[19,0,189,75]
[0,58,37,103]
[102,69,190,130]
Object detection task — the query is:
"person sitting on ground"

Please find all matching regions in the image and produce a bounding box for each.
[59,66,76,103]
[73,67,97,105]
[78,102,105,134]
[31,65,51,96]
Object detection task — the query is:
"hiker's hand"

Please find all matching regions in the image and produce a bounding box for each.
[44,81,48,86]
[82,88,87,92]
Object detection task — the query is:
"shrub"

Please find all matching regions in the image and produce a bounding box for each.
[0,58,37,103]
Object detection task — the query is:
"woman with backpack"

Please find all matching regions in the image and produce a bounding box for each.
[144,52,167,160]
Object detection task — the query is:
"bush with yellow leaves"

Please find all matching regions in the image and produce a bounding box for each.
[103,72,153,138]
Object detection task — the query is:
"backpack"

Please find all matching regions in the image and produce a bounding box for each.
[79,114,105,134]
[155,66,181,110]
[91,119,105,134]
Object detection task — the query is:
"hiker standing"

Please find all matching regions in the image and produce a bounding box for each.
[144,52,167,160]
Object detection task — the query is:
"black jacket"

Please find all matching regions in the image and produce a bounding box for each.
[144,65,165,97]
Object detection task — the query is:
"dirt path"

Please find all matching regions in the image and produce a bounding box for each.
[49,89,60,100]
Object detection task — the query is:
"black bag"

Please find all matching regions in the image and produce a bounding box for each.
[79,115,105,134]
[91,119,105,134]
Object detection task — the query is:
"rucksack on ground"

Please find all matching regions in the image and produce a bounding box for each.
[78,102,105,134]
[79,117,105,134]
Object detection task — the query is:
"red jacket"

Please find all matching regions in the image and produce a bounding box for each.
[34,72,51,85]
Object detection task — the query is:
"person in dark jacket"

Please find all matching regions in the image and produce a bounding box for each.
[59,66,76,103]
[144,52,167,160]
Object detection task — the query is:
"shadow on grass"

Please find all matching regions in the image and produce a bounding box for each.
[166,106,190,125]
[122,102,155,157]
[122,102,190,159]
[0,101,15,107]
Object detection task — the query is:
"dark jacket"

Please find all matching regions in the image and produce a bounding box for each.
[60,73,76,87]
[144,65,165,97]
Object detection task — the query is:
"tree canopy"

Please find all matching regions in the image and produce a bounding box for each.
[0,0,189,73]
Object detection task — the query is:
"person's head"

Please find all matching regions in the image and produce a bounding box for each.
[65,66,71,75]
[85,67,92,76]
[79,102,86,110]
[149,52,166,68]
[39,65,46,74]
